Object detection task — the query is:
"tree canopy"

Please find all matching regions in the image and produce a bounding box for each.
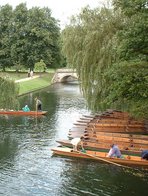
[0,3,61,70]
[61,0,148,118]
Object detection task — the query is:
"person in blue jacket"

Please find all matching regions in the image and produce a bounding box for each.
[141,150,148,160]
[22,105,30,112]
[107,144,122,158]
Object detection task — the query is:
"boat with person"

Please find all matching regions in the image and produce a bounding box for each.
[51,146,148,168]
[56,139,148,155]
[0,109,48,116]
[68,131,148,145]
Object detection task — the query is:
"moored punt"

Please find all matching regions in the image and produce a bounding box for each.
[68,132,148,146]
[51,147,148,168]
[88,122,145,129]
[88,118,144,124]
[73,123,87,126]
[72,125,145,133]
[69,126,145,134]
[56,139,146,156]
[68,132,148,149]
[81,133,148,145]
[69,129,148,140]
[0,110,48,116]
[83,111,130,119]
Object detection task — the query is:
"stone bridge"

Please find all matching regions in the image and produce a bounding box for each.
[51,68,78,83]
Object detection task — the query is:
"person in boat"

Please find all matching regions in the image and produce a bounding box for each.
[107,144,122,158]
[35,97,42,111]
[22,105,30,112]
[141,150,148,160]
[71,136,84,151]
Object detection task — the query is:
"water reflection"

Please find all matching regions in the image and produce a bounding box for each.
[0,83,148,196]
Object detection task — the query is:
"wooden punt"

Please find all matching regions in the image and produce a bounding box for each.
[70,125,145,133]
[68,133,148,149]
[68,128,147,139]
[69,129,148,140]
[0,110,48,116]
[51,147,148,168]
[87,118,144,124]
[56,139,148,155]
[68,131,148,145]
[88,122,145,128]
[73,123,87,126]
[82,133,148,145]
[90,125,144,133]
[74,122,145,132]
[83,111,130,119]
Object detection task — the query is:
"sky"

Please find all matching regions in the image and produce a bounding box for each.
[0,0,107,28]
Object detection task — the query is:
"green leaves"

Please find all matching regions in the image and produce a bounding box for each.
[0,3,61,70]
[0,77,19,109]
[61,2,148,118]
[34,59,47,76]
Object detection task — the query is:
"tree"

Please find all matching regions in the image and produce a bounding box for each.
[10,3,28,68]
[0,4,13,71]
[108,0,148,118]
[0,77,19,109]
[34,59,47,77]
[0,3,62,71]
[62,6,121,110]
[24,7,61,69]
[113,0,148,61]
[61,2,148,118]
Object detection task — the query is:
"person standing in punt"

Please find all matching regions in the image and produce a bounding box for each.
[35,97,42,111]
[107,144,122,158]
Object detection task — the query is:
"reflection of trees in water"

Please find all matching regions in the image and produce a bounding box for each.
[55,158,148,196]
[19,85,59,116]
[0,134,18,166]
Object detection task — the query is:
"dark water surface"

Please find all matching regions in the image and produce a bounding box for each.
[0,83,148,196]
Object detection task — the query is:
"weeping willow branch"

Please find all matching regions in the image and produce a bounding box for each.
[0,76,20,110]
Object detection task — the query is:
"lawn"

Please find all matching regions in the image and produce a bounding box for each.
[0,72,28,80]
[0,70,55,95]
[17,72,54,95]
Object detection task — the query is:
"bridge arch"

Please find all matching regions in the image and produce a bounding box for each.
[51,69,78,83]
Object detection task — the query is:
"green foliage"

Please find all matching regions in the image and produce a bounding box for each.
[105,61,148,118]
[0,76,19,109]
[62,6,121,110]
[0,3,61,70]
[12,64,24,72]
[0,4,13,70]
[34,59,47,75]
[113,0,148,61]
[61,2,148,118]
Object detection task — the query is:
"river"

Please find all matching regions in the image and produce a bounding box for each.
[0,83,148,196]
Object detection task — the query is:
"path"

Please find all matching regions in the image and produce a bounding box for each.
[15,75,40,83]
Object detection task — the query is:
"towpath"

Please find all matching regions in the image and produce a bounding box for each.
[15,75,39,83]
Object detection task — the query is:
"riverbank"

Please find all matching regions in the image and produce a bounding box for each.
[17,72,55,96]
[0,69,55,96]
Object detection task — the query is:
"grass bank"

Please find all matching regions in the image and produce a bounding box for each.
[17,72,54,95]
[0,70,55,95]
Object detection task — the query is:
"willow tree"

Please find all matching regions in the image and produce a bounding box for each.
[0,77,19,110]
[61,6,122,111]
[62,2,148,118]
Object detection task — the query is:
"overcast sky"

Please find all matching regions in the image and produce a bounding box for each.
[0,0,107,28]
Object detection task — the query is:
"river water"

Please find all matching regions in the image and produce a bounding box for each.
[0,83,148,196]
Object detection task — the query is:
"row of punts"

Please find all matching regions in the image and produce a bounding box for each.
[51,110,148,168]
